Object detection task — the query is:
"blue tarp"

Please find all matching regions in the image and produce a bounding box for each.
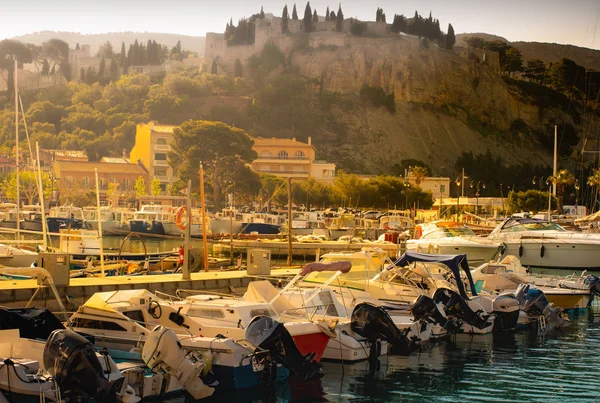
[391,250,477,298]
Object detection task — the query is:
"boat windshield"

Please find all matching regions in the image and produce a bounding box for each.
[424,227,476,239]
[506,222,565,232]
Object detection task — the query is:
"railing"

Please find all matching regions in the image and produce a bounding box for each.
[154,144,170,151]
[154,160,168,166]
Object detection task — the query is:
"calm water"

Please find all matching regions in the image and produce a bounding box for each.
[159,306,600,403]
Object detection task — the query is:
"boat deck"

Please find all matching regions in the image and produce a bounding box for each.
[0,267,300,311]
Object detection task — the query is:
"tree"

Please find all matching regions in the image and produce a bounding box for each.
[330,10,336,20]
[109,57,118,76]
[504,47,523,77]
[350,19,367,36]
[409,166,428,187]
[282,5,289,33]
[98,57,106,77]
[260,6,265,19]
[549,169,575,213]
[151,178,162,196]
[466,36,486,49]
[168,120,257,209]
[292,4,298,20]
[134,176,147,197]
[119,42,127,67]
[41,58,50,75]
[234,58,243,77]
[506,189,556,214]
[303,2,313,33]
[336,4,344,32]
[211,59,218,74]
[313,9,318,23]
[0,39,33,101]
[80,67,85,82]
[588,169,600,211]
[524,58,547,83]
[3,170,51,206]
[391,14,407,33]
[446,23,456,49]
[325,6,330,21]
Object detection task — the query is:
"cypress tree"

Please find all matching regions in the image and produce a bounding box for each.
[336,4,344,32]
[292,4,298,20]
[282,5,289,33]
[260,6,265,19]
[211,59,218,74]
[234,58,243,77]
[109,58,118,75]
[41,59,50,75]
[303,2,313,33]
[313,9,318,23]
[98,57,106,76]
[330,10,336,20]
[80,67,85,82]
[325,6,330,21]
[120,42,127,67]
[446,23,456,49]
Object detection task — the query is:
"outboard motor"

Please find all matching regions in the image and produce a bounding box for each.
[245,316,322,382]
[351,303,418,356]
[142,326,215,400]
[43,329,125,403]
[412,294,462,334]
[432,288,494,331]
[585,275,600,300]
[515,284,570,330]
[492,292,521,332]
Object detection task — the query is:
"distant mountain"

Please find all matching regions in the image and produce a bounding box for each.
[457,33,600,70]
[12,31,205,55]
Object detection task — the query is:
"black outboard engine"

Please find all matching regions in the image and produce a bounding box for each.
[245,316,322,382]
[43,329,124,402]
[585,275,600,300]
[351,303,418,356]
[432,288,494,331]
[412,295,462,334]
[515,284,569,330]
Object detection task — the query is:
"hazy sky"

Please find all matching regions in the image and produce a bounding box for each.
[2,0,600,48]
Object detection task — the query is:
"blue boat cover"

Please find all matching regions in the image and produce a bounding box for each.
[391,251,478,298]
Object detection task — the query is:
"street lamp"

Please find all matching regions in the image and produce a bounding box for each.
[575,180,580,214]
[455,176,461,221]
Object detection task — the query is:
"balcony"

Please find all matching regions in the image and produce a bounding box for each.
[153,175,170,182]
[255,157,311,164]
[154,160,168,166]
[154,144,170,151]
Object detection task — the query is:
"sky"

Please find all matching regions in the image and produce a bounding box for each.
[2,0,600,49]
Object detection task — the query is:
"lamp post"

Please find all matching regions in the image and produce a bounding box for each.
[575,180,580,217]
[455,176,461,221]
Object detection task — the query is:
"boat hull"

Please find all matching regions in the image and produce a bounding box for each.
[543,291,592,310]
[500,241,600,269]
[407,242,500,266]
[291,332,330,363]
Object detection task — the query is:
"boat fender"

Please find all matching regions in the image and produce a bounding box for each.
[518,244,523,257]
[540,244,545,258]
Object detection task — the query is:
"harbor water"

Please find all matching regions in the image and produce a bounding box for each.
[160,306,600,403]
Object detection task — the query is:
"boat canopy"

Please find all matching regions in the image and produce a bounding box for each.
[299,261,352,276]
[392,251,478,298]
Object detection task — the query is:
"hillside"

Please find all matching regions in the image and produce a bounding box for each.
[12,31,205,55]
[457,33,600,70]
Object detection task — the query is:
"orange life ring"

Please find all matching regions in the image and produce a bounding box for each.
[176,206,187,231]
[414,225,423,240]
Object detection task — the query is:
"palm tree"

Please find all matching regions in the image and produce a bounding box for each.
[587,168,600,211]
[409,166,428,187]
[549,169,575,213]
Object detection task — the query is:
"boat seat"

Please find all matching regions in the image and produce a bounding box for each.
[474,280,485,294]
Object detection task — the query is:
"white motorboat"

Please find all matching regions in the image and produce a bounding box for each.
[489,217,600,269]
[82,206,134,234]
[472,255,600,310]
[406,221,502,265]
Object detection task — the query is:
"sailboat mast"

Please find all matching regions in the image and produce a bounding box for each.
[14,59,20,238]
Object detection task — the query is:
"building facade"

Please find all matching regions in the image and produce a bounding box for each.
[251,137,336,182]
[52,160,149,194]
[129,122,178,192]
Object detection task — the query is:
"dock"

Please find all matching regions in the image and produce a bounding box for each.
[212,239,401,259]
[0,268,300,311]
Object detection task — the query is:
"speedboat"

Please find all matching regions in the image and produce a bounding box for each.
[406,221,502,265]
[471,255,600,310]
[489,217,600,269]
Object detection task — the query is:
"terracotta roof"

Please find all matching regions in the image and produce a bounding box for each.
[53,161,148,176]
[253,137,315,148]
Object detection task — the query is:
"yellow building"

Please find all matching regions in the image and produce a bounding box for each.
[251,137,336,182]
[129,122,178,192]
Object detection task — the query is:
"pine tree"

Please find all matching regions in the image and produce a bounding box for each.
[446,23,456,49]
[325,6,330,21]
[282,5,289,33]
[292,4,298,20]
[336,4,344,32]
[98,57,106,77]
[41,59,49,75]
[260,6,265,19]
[313,9,318,23]
[303,2,313,33]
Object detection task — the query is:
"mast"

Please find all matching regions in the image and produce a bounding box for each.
[553,125,557,196]
[200,163,209,272]
[14,59,20,241]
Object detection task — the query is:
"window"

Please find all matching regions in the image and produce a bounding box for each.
[186,308,225,319]
[156,138,167,145]
[440,184,446,193]
[72,318,127,331]
[123,179,130,190]
[154,168,167,177]
[295,151,305,159]
[250,308,275,318]
[322,170,329,177]
[66,176,73,185]
[123,310,146,326]
[260,151,273,158]
[155,153,167,161]
[278,151,288,159]
[82,177,89,187]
